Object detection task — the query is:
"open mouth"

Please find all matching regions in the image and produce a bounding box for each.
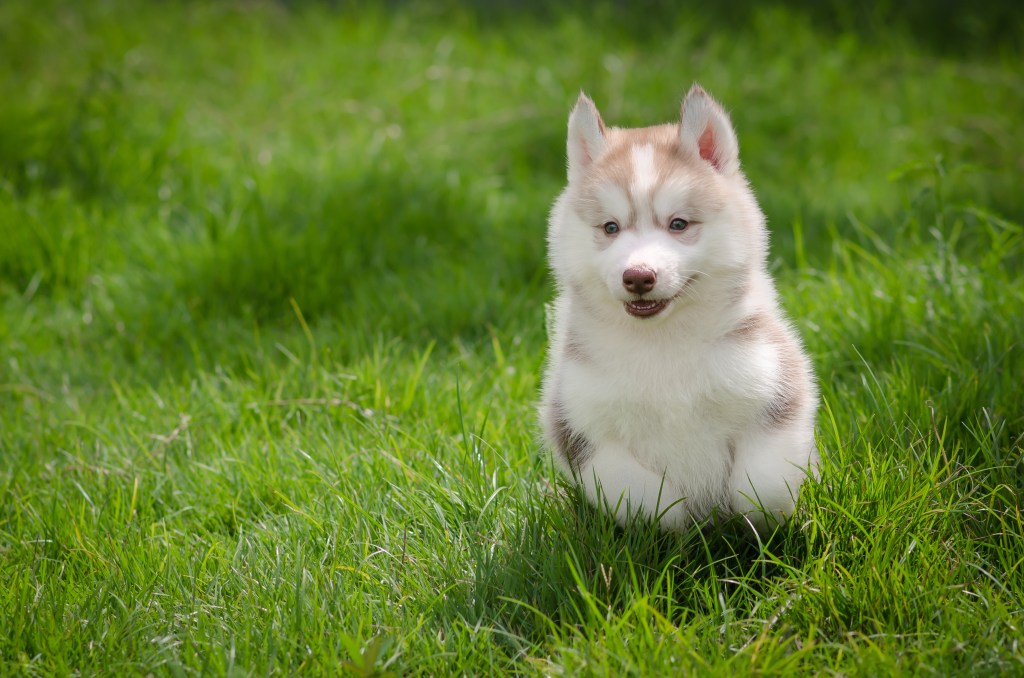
[624,298,671,318]
[622,276,696,319]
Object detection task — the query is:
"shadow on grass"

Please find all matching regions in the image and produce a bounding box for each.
[434,475,812,652]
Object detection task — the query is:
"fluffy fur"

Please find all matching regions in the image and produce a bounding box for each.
[539,84,818,532]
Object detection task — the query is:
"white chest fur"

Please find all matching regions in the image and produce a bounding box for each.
[548,304,780,522]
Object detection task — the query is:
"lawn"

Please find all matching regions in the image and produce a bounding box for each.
[1,1,1022,675]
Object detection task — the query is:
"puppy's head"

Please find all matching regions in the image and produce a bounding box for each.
[549,85,767,322]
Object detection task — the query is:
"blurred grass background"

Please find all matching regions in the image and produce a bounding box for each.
[2,0,1021,366]
[1,1,1022,675]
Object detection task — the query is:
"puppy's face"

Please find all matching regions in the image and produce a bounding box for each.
[565,131,739,319]
[549,87,765,322]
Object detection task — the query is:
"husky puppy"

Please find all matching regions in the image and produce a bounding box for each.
[540,84,818,532]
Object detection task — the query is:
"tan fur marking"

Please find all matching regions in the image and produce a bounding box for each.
[766,341,805,428]
[729,312,768,340]
[550,407,592,470]
[729,312,808,428]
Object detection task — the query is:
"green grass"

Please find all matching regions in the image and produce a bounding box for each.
[2,1,1023,675]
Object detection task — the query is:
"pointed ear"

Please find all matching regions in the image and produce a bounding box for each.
[679,84,740,175]
[567,92,607,184]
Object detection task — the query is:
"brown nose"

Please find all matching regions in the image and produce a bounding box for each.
[622,266,656,294]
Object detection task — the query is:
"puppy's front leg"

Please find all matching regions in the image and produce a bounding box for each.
[728,428,818,532]
[578,445,692,531]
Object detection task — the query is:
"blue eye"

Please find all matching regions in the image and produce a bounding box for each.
[603,221,620,235]
[669,218,689,231]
